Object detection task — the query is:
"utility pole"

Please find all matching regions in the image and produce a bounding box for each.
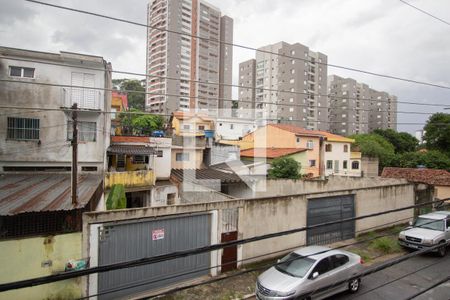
[71,103,78,205]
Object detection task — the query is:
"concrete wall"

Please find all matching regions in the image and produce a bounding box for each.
[0,233,82,300]
[436,185,450,201]
[361,156,379,177]
[171,148,203,169]
[82,178,414,292]
[151,183,179,206]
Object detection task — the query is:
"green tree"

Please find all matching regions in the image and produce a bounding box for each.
[132,114,165,135]
[113,79,145,110]
[373,129,418,153]
[393,150,450,171]
[351,133,396,170]
[268,157,301,179]
[423,113,450,156]
[106,184,127,210]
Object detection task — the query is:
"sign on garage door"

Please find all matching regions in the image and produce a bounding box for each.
[307,195,355,245]
[97,213,211,299]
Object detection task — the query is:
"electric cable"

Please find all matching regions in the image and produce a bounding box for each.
[25,0,450,90]
[399,0,450,27]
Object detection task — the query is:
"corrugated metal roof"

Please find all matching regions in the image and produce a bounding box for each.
[171,168,242,183]
[107,144,155,155]
[0,173,102,216]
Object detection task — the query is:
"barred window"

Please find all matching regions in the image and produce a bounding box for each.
[7,117,40,140]
[67,121,97,142]
[9,66,35,78]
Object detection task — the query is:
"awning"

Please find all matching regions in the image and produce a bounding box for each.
[107,144,155,155]
[0,173,102,216]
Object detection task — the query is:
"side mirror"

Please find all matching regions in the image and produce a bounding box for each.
[409,221,413,226]
[311,272,319,280]
[277,259,280,264]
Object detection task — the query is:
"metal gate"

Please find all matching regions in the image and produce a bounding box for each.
[307,195,355,245]
[97,213,211,299]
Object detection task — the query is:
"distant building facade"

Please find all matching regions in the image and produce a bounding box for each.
[145,0,233,116]
[328,75,397,135]
[238,41,328,130]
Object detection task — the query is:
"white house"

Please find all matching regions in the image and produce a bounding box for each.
[321,132,361,177]
[215,117,258,140]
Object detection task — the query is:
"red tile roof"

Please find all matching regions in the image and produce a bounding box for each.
[381,167,450,186]
[111,136,150,143]
[240,148,307,159]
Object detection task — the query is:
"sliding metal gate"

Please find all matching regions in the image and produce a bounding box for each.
[307,195,355,245]
[98,213,211,299]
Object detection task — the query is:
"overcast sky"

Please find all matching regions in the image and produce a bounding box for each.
[1,0,449,133]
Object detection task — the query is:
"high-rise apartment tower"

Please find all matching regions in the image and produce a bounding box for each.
[146,0,233,116]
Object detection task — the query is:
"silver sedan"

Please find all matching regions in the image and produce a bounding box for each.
[256,246,364,300]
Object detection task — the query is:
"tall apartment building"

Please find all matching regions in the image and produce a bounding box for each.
[146,0,233,116]
[328,75,397,135]
[237,59,256,118]
[237,41,328,130]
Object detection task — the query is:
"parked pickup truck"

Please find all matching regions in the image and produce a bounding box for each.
[398,211,450,257]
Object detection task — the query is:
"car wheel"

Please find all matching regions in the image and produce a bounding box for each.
[437,241,447,257]
[348,278,360,293]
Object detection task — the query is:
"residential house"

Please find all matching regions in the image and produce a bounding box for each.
[215,117,258,141]
[381,167,450,214]
[106,136,177,207]
[240,148,308,176]
[319,131,361,177]
[0,46,111,300]
[171,111,215,137]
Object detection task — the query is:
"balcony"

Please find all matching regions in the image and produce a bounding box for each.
[105,170,155,189]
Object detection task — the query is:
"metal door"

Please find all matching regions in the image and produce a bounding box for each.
[97,213,211,299]
[307,195,355,245]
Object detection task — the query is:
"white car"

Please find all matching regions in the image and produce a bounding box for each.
[256,246,364,300]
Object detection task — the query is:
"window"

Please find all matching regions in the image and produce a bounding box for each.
[310,257,331,277]
[325,144,332,152]
[230,124,234,129]
[296,137,301,143]
[133,155,145,164]
[183,124,190,130]
[307,140,314,149]
[446,219,450,229]
[81,166,98,172]
[9,66,35,78]
[330,255,349,269]
[198,125,205,130]
[67,121,96,142]
[343,160,348,169]
[176,152,190,161]
[309,160,316,167]
[156,150,163,157]
[326,160,333,169]
[7,117,40,140]
[352,161,360,170]
[344,145,349,152]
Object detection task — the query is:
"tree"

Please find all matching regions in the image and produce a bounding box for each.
[131,114,165,135]
[423,113,450,156]
[268,157,301,179]
[351,133,396,170]
[392,150,450,171]
[113,79,145,110]
[373,129,418,153]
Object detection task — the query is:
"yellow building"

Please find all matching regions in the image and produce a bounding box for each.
[171,111,214,137]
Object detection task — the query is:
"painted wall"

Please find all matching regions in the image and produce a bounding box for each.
[171,148,203,169]
[0,233,82,300]
[172,116,214,136]
[241,126,322,176]
[105,170,155,189]
[323,141,358,176]
[435,186,450,201]
[215,118,257,140]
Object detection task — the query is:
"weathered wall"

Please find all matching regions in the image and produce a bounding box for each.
[436,185,450,201]
[0,233,82,300]
[361,156,379,177]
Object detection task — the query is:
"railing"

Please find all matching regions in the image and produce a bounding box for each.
[105,170,155,189]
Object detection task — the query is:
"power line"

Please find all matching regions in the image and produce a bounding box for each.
[1,104,446,127]
[0,78,443,117]
[1,56,447,110]
[399,0,450,27]
[0,199,443,292]
[81,216,415,299]
[25,0,450,90]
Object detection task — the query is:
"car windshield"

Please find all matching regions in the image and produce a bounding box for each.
[414,217,444,231]
[275,253,316,278]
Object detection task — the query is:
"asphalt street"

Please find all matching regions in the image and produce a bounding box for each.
[332,252,450,300]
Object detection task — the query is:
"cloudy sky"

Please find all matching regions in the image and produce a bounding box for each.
[1,0,449,133]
